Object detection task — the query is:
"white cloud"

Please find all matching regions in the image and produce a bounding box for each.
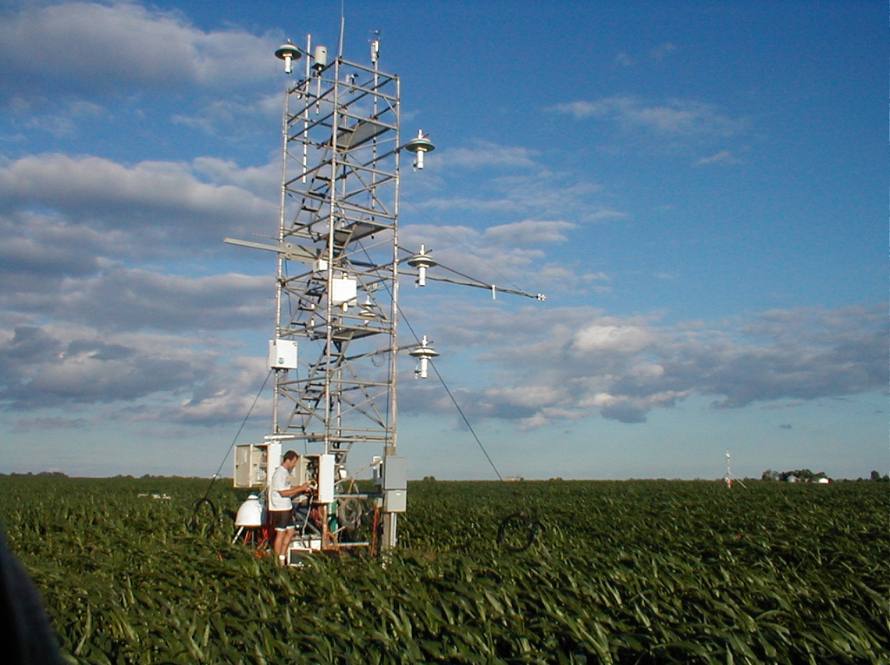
[56,268,271,332]
[586,208,630,222]
[412,171,607,223]
[614,52,634,67]
[164,355,269,426]
[613,43,676,68]
[21,98,105,138]
[572,323,655,353]
[695,150,741,166]
[401,303,888,427]
[0,153,277,248]
[549,96,743,137]
[438,141,537,169]
[400,219,609,298]
[0,211,108,279]
[171,92,283,136]
[483,220,576,245]
[483,384,567,410]
[0,255,270,333]
[650,42,678,61]
[535,266,611,293]
[0,324,199,409]
[0,318,269,428]
[191,156,279,198]
[401,221,548,288]
[0,2,279,99]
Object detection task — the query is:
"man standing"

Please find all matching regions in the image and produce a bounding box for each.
[270,450,311,566]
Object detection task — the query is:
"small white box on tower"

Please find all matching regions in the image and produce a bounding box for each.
[331,276,357,306]
[268,339,298,369]
[317,454,335,503]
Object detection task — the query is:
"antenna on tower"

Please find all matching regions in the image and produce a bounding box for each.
[724,450,748,489]
[724,450,732,488]
[337,2,346,59]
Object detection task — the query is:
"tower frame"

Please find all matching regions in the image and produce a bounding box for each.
[265,34,407,549]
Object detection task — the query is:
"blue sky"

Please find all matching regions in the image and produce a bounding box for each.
[0,0,885,480]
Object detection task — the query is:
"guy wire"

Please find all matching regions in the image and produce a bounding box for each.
[357,242,504,481]
[195,368,274,511]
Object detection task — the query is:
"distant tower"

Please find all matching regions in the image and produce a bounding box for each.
[724,450,733,488]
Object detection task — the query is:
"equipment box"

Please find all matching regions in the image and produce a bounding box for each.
[383,456,407,490]
[234,443,270,489]
[384,489,407,513]
[295,453,335,503]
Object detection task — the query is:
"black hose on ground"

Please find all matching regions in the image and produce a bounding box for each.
[187,497,217,534]
[497,511,543,553]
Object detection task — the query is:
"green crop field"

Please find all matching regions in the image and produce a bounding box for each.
[0,475,887,664]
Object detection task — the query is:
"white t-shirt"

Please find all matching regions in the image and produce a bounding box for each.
[269,465,292,511]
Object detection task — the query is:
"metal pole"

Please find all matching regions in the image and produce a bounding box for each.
[323,53,341,457]
[381,73,401,551]
[272,80,290,434]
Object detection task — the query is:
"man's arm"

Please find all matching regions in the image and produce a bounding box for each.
[279,483,311,498]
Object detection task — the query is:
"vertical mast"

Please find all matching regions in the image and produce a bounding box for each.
[382,44,400,550]
[272,81,290,435]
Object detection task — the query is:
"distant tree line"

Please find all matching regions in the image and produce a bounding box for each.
[761,468,889,482]
[761,468,827,482]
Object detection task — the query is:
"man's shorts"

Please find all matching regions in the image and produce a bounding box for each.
[269,509,294,531]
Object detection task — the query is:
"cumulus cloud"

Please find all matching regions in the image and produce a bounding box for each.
[399,303,888,427]
[483,220,576,245]
[0,324,195,409]
[572,323,655,353]
[0,152,289,428]
[58,268,271,332]
[586,208,629,222]
[438,141,537,170]
[411,170,608,224]
[650,42,678,61]
[3,280,884,434]
[0,211,105,279]
[695,150,740,166]
[401,221,593,294]
[614,52,634,67]
[0,321,268,428]
[0,2,279,99]
[549,95,743,137]
[161,355,269,426]
[1,261,270,333]
[0,153,277,250]
[191,156,279,198]
[171,93,283,137]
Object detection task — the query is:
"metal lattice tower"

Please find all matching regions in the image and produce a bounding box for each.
[229,31,423,549]
[276,44,399,437]
[229,27,543,553]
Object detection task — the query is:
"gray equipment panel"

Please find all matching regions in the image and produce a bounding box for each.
[383,456,407,490]
[384,489,407,512]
